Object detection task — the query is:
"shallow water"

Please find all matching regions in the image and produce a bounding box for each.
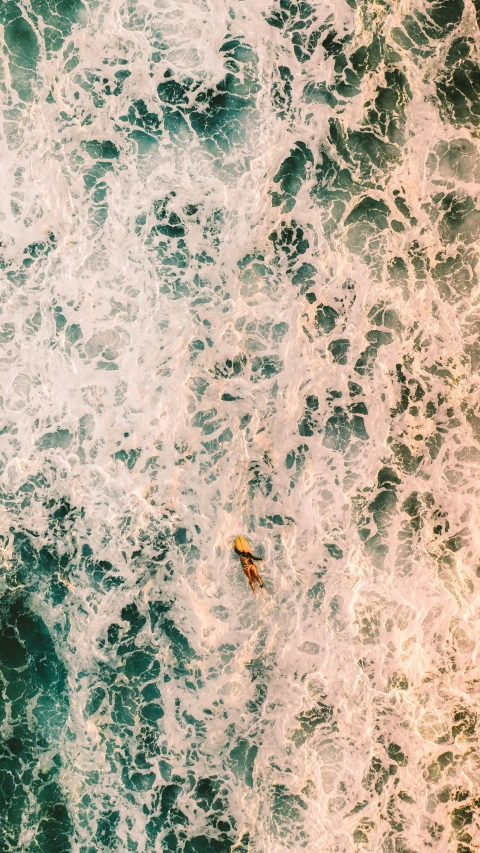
[1,0,480,851]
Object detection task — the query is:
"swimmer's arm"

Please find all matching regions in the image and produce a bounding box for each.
[244,551,264,561]
[234,546,264,561]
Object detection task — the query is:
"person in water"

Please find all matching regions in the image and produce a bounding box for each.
[234,535,264,594]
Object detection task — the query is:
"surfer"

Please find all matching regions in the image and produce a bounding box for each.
[234,535,264,594]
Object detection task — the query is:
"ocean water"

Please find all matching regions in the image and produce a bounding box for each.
[1,0,480,851]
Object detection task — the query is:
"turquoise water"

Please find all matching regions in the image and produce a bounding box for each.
[1,0,480,850]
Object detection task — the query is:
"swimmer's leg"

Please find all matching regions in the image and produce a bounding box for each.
[252,566,263,588]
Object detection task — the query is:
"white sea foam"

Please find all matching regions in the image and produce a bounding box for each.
[1,0,480,851]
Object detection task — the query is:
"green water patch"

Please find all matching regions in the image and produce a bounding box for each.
[157,73,192,107]
[117,97,162,160]
[395,491,435,574]
[82,139,119,159]
[112,447,142,470]
[0,323,15,343]
[157,36,259,161]
[184,835,233,853]
[84,593,208,839]
[288,696,334,747]
[95,808,121,848]
[310,148,355,238]
[98,65,131,97]
[194,775,229,819]
[23,233,57,268]
[392,0,464,57]
[141,195,226,300]
[463,313,480,371]
[285,444,309,491]
[368,488,398,536]
[416,0,464,38]
[350,126,400,170]
[251,355,283,380]
[270,142,314,212]
[130,130,157,161]
[392,193,417,227]
[345,196,390,257]
[390,441,423,475]
[362,755,396,796]
[189,78,257,156]
[298,395,319,437]
[248,456,274,499]
[315,304,340,335]
[437,38,480,131]
[1,231,57,288]
[259,513,295,529]
[307,575,325,612]
[0,594,71,852]
[269,220,310,266]
[326,543,343,560]
[36,428,73,451]
[270,783,308,845]
[145,782,185,843]
[426,223,480,307]
[353,342,377,377]
[31,0,87,56]
[229,739,258,788]
[328,338,350,364]
[10,521,77,605]
[236,252,279,300]
[308,30,389,103]
[264,0,322,64]
[360,72,411,148]
[474,0,480,26]
[79,158,114,233]
[323,402,369,453]
[191,408,226,437]
[354,330,394,378]
[344,68,410,163]
[85,554,123,592]
[2,7,40,102]
[437,192,480,246]
[428,138,480,184]
[354,466,402,568]
[72,62,118,110]
[1,0,87,103]
[302,80,338,108]
[272,64,294,119]
[268,220,316,292]
[390,361,452,454]
[311,67,411,256]
[368,301,402,335]
[214,354,247,379]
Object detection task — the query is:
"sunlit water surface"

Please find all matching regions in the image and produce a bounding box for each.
[1,0,480,851]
